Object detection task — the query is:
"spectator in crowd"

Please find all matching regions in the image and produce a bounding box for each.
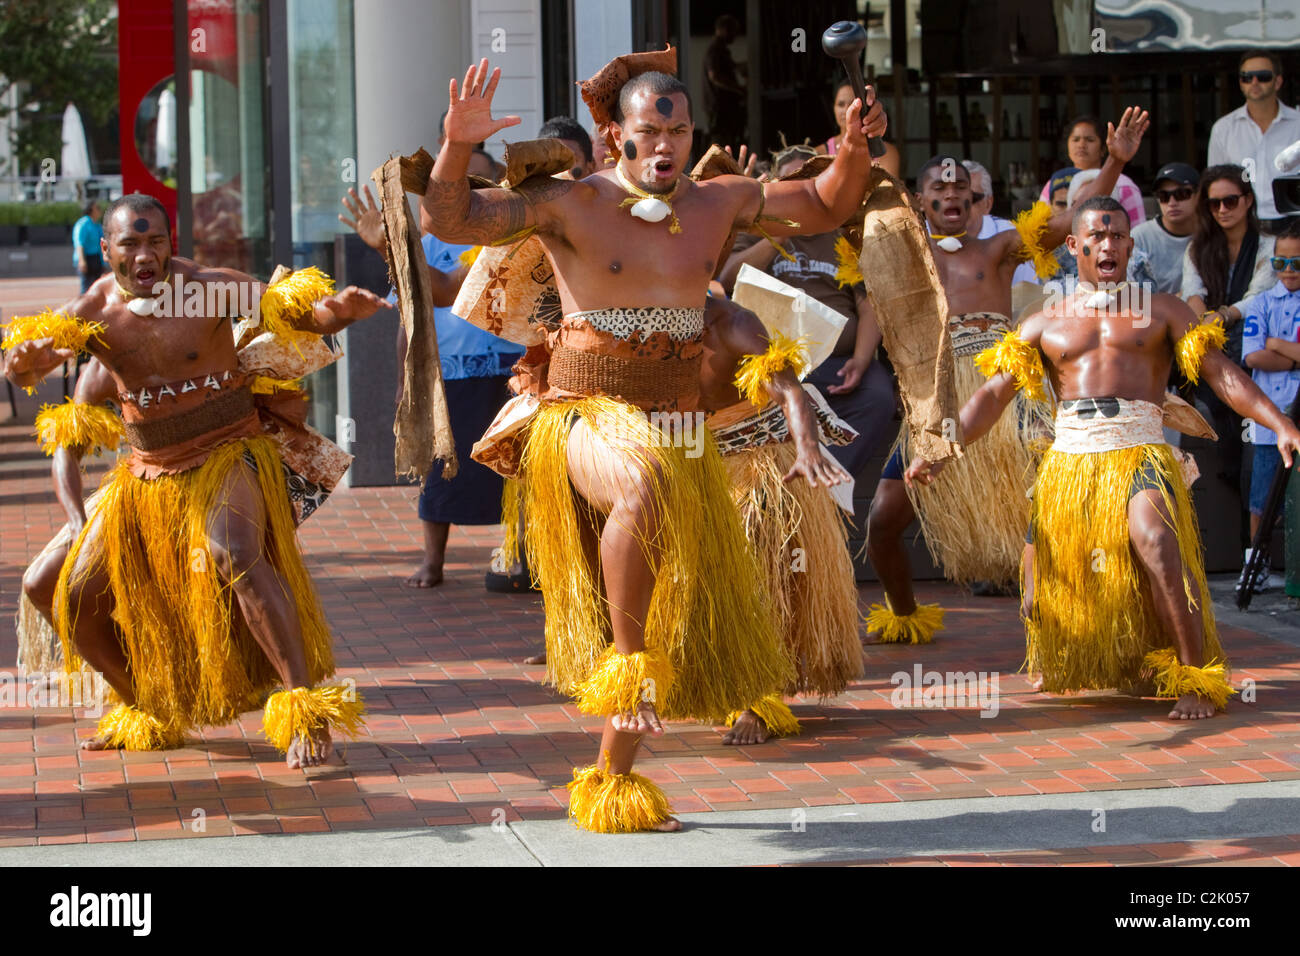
[964,160,1037,287]
[1208,49,1300,234]
[537,115,597,180]
[823,81,901,176]
[1184,164,1277,365]
[703,14,747,150]
[1238,219,1300,592]
[71,200,104,293]
[1039,115,1145,227]
[719,144,897,484]
[1131,162,1199,294]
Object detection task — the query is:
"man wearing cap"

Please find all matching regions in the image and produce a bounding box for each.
[1132,163,1199,295]
[1208,50,1300,235]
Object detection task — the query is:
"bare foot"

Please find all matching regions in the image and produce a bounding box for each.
[523,650,546,665]
[287,724,332,769]
[721,709,769,746]
[404,562,443,588]
[80,733,118,751]
[1168,692,1216,720]
[1030,673,1044,691]
[653,817,682,832]
[611,699,664,736]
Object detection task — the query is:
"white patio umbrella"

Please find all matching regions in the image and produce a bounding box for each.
[60,103,92,183]
[155,86,176,174]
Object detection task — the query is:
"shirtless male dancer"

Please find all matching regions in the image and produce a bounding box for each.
[865,108,1149,642]
[907,196,1300,718]
[420,58,885,831]
[5,194,384,767]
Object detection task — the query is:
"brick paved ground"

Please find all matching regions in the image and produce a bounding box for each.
[1,273,1297,862]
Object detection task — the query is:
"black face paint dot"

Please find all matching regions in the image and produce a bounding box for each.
[963,199,971,211]
[117,262,129,277]
[133,217,149,233]
[623,141,637,160]
[931,200,940,211]
[1081,244,1091,256]
[655,96,673,117]
[1101,214,1111,225]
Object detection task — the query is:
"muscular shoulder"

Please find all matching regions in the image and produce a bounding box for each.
[1016,308,1049,345]
[1153,291,1195,338]
[73,358,119,405]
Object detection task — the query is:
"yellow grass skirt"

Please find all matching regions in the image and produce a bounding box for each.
[520,396,792,723]
[896,353,1051,587]
[54,437,336,731]
[1027,443,1224,691]
[724,441,862,697]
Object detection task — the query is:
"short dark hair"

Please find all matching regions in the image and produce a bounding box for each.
[915,155,968,187]
[613,71,692,124]
[1277,218,1300,243]
[1239,49,1282,75]
[1072,195,1129,231]
[82,199,99,217]
[1064,115,1103,147]
[538,115,594,164]
[103,193,170,237]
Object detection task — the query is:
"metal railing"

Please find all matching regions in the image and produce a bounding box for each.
[0,174,122,203]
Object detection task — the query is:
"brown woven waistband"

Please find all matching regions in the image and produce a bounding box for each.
[549,346,701,407]
[123,386,256,452]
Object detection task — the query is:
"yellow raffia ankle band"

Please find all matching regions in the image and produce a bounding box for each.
[95,704,184,751]
[574,647,675,717]
[725,693,801,737]
[1142,648,1235,710]
[261,685,366,752]
[34,399,124,456]
[567,763,674,833]
[865,602,945,644]
[733,331,812,406]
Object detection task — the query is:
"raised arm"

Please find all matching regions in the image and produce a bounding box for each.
[735,93,887,236]
[340,185,466,307]
[420,59,574,246]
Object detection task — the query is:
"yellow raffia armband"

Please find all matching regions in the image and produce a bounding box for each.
[33,399,124,456]
[833,234,864,288]
[1175,317,1226,386]
[1143,647,1235,711]
[2,309,106,394]
[974,330,1048,402]
[261,685,367,752]
[458,245,483,267]
[95,705,185,751]
[249,376,304,395]
[574,647,675,718]
[864,602,945,644]
[256,267,335,336]
[725,694,801,737]
[1012,201,1058,280]
[734,331,812,407]
[567,762,674,833]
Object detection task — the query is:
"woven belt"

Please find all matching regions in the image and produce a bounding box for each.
[123,386,256,451]
[549,346,701,407]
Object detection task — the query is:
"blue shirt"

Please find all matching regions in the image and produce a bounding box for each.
[390,235,525,380]
[1241,280,1300,445]
[72,215,103,267]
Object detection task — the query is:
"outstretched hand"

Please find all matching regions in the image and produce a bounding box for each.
[783,446,851,488]
[444,58,522,146]
[338,186,385,252]
[903,456,944,489]
[1106,107,1150,165]
[724,144,759,177]
[3,337,76,387]
[319,286,387,326]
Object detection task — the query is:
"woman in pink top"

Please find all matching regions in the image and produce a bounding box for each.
[823,82,900,175]
[1039,115,1145,225]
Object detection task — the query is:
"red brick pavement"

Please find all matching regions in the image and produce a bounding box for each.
[1,419,1298,853]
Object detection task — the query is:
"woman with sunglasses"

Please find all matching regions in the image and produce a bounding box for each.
[1039,115,1146,227]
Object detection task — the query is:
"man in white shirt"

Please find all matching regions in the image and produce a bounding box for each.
[1208,49,1300,233]
[1132,162,1198,294]
[962,159,1038,285]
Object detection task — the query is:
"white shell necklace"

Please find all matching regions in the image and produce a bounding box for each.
[615,164,682,234]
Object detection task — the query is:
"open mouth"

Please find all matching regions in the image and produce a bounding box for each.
[1095,255,1120,279]
[135,269,157,287]
[940,204,964,225]
[652,158,674,178]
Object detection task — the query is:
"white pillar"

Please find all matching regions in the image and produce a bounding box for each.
[573,0,631,135]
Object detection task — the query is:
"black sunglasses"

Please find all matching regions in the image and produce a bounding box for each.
[1207,194,1246,212]
[1270,256,1300,272]
[1239,70,1275,84]
[1156,186,1195,203]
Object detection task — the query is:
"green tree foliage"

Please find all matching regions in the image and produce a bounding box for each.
[0,1,118,174]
